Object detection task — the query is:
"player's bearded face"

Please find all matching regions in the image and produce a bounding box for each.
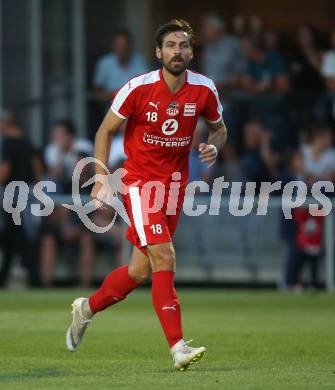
[158,32,192,76]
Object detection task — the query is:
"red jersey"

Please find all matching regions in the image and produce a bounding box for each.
[111,69,222,186]
[293,208,324,255]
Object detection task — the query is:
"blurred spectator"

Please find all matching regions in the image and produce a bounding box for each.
[321,30,335,89]
[219,144,244,182]
[41,120,95,288]
[241,38,289,94]
[248,15,263,44]
[264,30,279,50]
[0,111,40,186]
[320,30,335,120]
[93,30,148,103]
[239,38,289,141]
[91,129,127,269]
[279,150,305,289]
[232,15,246,38]
[293,207,324,289]
[301,122,335,187]
[264,30,286,72]
[280,149,306,185]
[279,148,324,290]
[288,26,325,125]
[40,206,96,288]
[44,119,93,193]
[201,14,245,90]
[0,110,41,287]
[240,120,280,188]
[289,25,324,91]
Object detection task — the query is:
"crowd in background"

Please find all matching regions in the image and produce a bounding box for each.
[1,14,335,290]
[0,113,125,288]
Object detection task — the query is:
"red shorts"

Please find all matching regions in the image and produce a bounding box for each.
[123,183,185,254]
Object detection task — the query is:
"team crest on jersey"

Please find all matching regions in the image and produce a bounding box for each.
[166,101,180,117]
[183,103,196,116]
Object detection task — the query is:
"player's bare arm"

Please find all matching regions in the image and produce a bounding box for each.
[199,119,228,167]
[91,110,124,202]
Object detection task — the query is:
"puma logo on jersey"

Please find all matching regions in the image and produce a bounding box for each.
[149,101,160,110]
[162,304,177,311]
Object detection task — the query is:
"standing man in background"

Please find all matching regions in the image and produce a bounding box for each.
[201,14,245,91]
[0,110,41,288]
[93,30,148,104]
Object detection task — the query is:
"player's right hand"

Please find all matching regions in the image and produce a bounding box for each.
[199,143,218,168]
[90,177,110,209]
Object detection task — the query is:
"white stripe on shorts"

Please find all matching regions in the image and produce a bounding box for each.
[129,187,147,247]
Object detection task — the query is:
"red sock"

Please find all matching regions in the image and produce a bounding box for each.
[89,266,139,313]
[152,271,183,348]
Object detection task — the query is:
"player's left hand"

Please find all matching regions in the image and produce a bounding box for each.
[199,143,217,168]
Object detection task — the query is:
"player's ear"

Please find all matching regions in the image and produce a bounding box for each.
[156,46,162,60]
[189,47,194,61]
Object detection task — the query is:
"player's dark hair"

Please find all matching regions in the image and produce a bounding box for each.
[54,119,76,136]
[155,19,195,48]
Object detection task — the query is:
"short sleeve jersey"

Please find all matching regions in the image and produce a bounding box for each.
[111,69,223,186]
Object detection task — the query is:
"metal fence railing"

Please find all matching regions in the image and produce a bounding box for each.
[0,193,334,289]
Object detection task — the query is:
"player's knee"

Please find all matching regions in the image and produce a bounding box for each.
[151,246,176,271]
[128,264,151,284]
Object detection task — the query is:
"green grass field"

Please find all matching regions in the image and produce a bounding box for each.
[0,289,334,390]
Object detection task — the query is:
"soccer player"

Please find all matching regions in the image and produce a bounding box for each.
[66,19,227,371]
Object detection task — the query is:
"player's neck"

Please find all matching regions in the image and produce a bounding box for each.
[162,68,186,94]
